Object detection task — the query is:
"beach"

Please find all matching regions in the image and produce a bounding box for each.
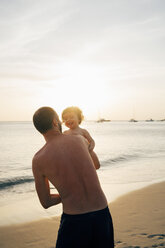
[111,181,165,247]
[0,181,164,248]
[0,121,165,247]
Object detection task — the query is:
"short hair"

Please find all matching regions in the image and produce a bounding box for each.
[33,107,59,134]
[62,106,84,124]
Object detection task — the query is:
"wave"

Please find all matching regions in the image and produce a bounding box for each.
[0,176,34,190]
[101,153,141,167]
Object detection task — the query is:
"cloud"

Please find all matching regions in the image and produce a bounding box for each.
[0,0,165,121]
[0,0,78,63]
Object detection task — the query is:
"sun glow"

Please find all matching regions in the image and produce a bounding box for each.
[39,62,115,120]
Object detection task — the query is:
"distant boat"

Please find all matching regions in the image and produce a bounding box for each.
[129,118,138,122]
[160,119,165,122]
[97,118,111,123]
[145,119,154,122]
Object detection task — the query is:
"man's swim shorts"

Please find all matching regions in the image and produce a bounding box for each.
[56,206,114,248]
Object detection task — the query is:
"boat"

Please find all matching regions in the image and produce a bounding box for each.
[145,119,154,122]
[97,118,111,123]
[129,119,138,122]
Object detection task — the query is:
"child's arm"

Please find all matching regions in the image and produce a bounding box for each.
[82,129,95,151]
[81,136,100,170]
[89,150,100,170]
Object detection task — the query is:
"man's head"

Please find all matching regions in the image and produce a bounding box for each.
[33,106,62,134]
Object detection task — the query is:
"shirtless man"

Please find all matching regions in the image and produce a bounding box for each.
[32,106,114,248]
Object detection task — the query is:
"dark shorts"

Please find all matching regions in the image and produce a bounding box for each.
[55,207,114,248]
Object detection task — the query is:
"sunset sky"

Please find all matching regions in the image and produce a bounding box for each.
[0,0,165,121]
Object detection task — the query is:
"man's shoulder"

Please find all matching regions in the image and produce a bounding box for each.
[32,152,40,168]
[32,145,46,166]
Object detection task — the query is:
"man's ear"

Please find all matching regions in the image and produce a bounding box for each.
[52,119,58,127]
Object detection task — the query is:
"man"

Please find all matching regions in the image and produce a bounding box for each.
[32,106,114,248]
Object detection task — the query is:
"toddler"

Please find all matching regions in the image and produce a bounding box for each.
[62,106,95,151]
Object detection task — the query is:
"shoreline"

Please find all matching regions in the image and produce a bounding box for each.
[0,181,164,248]
[0,178,163,227]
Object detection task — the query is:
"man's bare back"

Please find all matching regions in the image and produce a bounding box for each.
[33,133,107,214]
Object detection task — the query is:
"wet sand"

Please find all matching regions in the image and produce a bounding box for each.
[0,181,164,248]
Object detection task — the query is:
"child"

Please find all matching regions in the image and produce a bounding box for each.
[62,106,95,151]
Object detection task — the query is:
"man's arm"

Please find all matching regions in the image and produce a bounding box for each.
[32,158,61,209]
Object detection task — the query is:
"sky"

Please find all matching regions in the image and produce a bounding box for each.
[0,0,165,121]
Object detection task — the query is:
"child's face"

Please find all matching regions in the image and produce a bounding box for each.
[62,112,79,129]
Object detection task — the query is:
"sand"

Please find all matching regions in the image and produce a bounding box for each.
[110,181,165,247]
[0,181,164,248]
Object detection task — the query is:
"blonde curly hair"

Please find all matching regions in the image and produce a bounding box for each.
[62,106,84,124]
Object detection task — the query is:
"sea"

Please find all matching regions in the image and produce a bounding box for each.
[0,121,165,226]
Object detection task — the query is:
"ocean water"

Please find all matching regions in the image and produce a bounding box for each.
[0,121,165,226]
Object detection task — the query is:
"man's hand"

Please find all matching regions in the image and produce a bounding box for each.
[45,193,62,209]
